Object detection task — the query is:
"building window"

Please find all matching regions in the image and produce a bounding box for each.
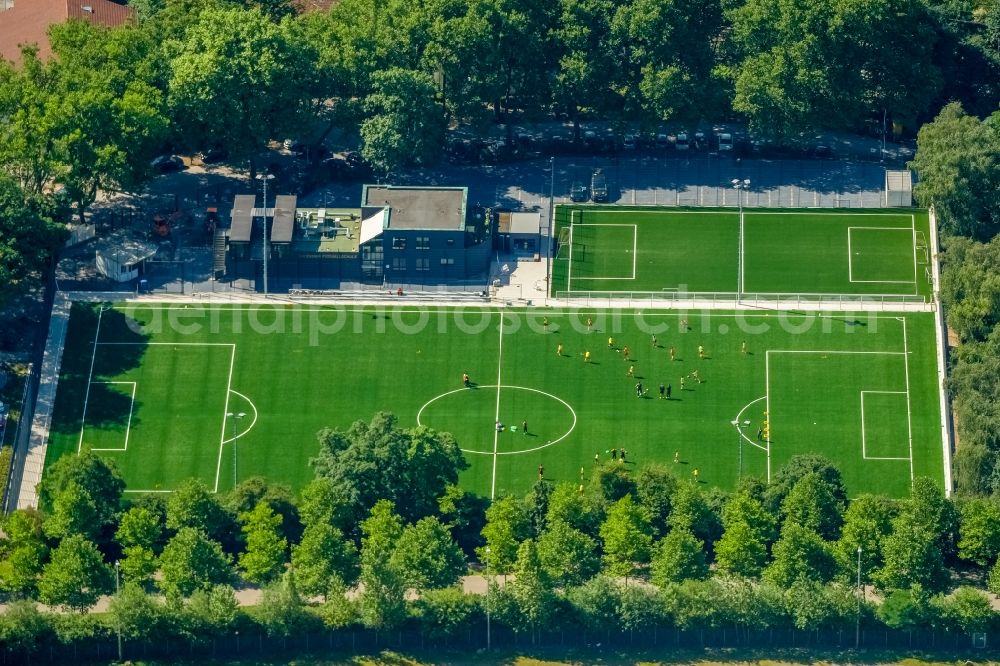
[440,258,455,265]
[392,237,406,250]
[416,236,430,250]
[415,258,430,271]
[446,238,455,247]
[392,257,406,271]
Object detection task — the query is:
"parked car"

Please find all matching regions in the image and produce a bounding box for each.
[0,402,7,430]
[570,181,589,202]
[623,133,638,150]
[655,133,670,150]
[151,155,183,173]
[675,133,690,151]
[590,169,608,202]
[717,133,734,152]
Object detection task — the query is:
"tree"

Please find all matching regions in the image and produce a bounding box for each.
[291,523,359,598]
[905,477,959,558]
[949,327,1000,494]
[536,519,600,586]
[590,461,637,506]
[357,500,406,631]
[391,516,466,591]
[0,601,50,657]
[311,413,468,525]
[437,483,489,554]
[834,494,895,584]
[940,235,1000,342]
[600,494,653,579]
[225,477,301,547]
[877,518,949,593]
[413,587,481,639]
[166,479,236,547]
[167,7,314,175]
[238,501,288,585]
[546,481,600,536]
[361,68,446,174]
[957,498,1000,566]
[988,558,1000,595]
[783,578,855,632]
[298,477,353,534]
[36,451,124,534]
[765,522,837,588]
[38,534,113,611]
[509,539,557,642]
[714,521,769,579]
[43,482,99,540]
[721,490,778,546]
[618,584,666,633]
[780,472,844,540]
[106,581,164,641]
[651,528,708,585]
[763,454,847,514]
[933,586,994,635]
[567,575,621,633]
[0,175,65,308]
[668,481,720,545]
[911,103,1000,240]
[116,505,164,584]
[157,528,234,598]
[254,571,317,637]
[176,584,240,644]
[0,509,48,598]
[878,587,932,631]
[477,494,530,577]
[635,464,679,537]
[522,479,553,539]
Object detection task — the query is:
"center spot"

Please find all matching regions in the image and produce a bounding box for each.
[417,385,576,455]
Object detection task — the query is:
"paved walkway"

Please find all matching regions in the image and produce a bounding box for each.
[10,293,70,512]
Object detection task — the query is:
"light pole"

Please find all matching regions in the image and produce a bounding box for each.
[485,545,491,652]
[855,545,863,648]
[256,173,275,296]
[732,178,750,300]
[547,156,555,300]
[227,411,246,489]
[114,560,122,662]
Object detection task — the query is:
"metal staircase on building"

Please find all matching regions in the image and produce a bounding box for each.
[213,230,227,277]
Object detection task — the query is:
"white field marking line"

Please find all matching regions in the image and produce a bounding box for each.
[78,306,105,453]
[566,211,576,293]
[220,389,258,444]
[416,385,577,456]
[123,489,172,494]
[213,344,237,494]
[765,352,771,483]
[859,391,911,461]
[97,342,236,346]
[88,381,137,452]
[911,215,918,295]
[902,317,915,480]
[766,346,910,481]
[738,207,745,297]
[846,227,918,284]
[734,395,768,452]
[568,223,639,281]
[491,314,505,500]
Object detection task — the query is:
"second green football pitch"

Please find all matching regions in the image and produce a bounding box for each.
[46,304,945,500]
[551,207,933,300]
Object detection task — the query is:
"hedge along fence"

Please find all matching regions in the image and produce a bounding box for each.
[4,621,996,665]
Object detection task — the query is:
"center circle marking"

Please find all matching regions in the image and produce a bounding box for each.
[417,385,577,455]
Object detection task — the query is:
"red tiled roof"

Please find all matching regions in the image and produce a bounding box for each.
[0,0,134,65]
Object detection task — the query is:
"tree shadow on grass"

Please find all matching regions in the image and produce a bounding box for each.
[50,304,149,435]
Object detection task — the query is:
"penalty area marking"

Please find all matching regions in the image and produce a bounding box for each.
[221,390,259,444]
[416,384,578,456]
[733,395,768,453]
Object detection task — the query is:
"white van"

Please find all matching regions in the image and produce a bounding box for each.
[675,133,690,151]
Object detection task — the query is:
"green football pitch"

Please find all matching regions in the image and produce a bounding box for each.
[550,207,933,300]
[46,303,945,499]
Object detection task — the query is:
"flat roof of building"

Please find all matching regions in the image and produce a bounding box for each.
[291,207,362,254]
[92,233,158,266]
[499,211,541,235]
[231,194,255,243]
[362,185,467,231]
[272,195,296,244]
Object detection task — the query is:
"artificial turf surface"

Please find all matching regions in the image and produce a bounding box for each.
[46,304,945,499]
[551,207,932,299]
